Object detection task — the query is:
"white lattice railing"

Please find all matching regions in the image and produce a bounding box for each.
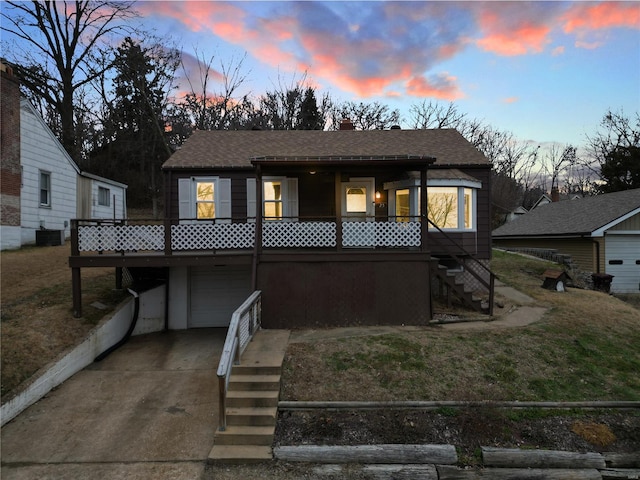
[76,219,422,252]
[78,224,165,252]
[343,221,421,247]
[171,223,255,250]
[262,221,337,247]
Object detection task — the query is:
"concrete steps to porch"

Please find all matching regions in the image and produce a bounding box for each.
[208,329,290,465]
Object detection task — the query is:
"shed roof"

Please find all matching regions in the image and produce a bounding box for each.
[162,128,489,170]
[492,188,640,238]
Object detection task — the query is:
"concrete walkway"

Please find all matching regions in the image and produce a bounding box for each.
[1,329,226,480]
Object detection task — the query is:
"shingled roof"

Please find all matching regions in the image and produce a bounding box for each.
[492,188,640,238]
[162,128,489,169]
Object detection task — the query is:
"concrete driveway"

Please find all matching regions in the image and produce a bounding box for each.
[1,329,226,480]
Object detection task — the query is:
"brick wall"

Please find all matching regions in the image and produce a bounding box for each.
[1,64,21,226]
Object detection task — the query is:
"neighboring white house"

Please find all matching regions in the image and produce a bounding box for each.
[0,64,127,250]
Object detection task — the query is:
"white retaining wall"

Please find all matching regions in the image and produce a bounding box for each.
[1,285,166,426]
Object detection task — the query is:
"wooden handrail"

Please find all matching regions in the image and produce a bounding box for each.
[216,290,262,431]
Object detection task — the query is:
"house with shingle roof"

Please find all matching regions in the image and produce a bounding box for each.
[69,125,495,327]
[493,188,640,293]
[1,63,127,251]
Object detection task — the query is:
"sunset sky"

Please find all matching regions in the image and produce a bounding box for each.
[137,1,639,147]
[5,1,640,147]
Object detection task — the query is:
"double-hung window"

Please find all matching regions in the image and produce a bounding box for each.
[247,177,298,221]
[263,180,283,220]
[178,177,231,222]
[195,180,216,219]
[39,170,51,207]
[98,187,111,207]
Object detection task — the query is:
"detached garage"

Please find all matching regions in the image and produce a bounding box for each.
[603,234,640,294]
[168,264,252,329]
[493,189,640,294]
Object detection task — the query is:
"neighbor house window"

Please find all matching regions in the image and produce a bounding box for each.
[39,171,51,207]
[98,187,110,207]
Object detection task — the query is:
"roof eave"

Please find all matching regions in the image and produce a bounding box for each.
[251,155,437,168]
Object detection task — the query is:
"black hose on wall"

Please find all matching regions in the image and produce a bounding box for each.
[94,288,140,362]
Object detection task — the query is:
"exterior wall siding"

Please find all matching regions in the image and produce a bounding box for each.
[608,212,640,231]
[20,101,79,245]
[257,260,431,328]
[88,178,127,219]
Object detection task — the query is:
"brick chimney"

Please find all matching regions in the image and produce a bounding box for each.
[1,62,22,232]
[339,118,354,130]
[551,187,560,202]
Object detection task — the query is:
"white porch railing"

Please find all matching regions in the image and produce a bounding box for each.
[78,224,164,252]
[343,221,421,247]
[262,221,337,247]
[171,223,255,250]
[75,219,422,252]
[216,290,262,431]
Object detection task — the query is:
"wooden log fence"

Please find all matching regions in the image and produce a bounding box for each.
[274,444,457,465]
[275,445,640,479]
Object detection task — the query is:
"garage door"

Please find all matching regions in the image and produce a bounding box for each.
[605,234,640,293]
[189,265,252,328]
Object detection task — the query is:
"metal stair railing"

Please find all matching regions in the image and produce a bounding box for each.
[427,219,497,315]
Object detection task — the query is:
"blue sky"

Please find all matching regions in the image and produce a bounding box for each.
[4,1,640,147]
[135,1,639,147]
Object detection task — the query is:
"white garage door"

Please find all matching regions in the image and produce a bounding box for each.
[605,234,640,294]
[189,265,252,328]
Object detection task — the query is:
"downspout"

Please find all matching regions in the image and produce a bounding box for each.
[95,288,140,362]
[593,239,601,273]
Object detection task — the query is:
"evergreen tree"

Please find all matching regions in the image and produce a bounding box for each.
[92,37,178,213]
[296,88,324,130]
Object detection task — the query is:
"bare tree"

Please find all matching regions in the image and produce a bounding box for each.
[408,100,467,130]
[585,109,640,193]
[331,101,400,130]
[174,50,252,132]
[539,144,576,193]
[1,0,138,160]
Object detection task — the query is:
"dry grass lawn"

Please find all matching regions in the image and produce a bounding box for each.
[1,243,127,401]
[281,250,640,402]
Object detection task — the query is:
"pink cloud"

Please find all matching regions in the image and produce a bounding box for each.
[475,9,551,56]
[551,46,565,56]
[405,74,464,101]
[502,97,519,104]
[562,2,640,33]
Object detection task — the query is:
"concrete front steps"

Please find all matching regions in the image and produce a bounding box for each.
[208,329,290,465]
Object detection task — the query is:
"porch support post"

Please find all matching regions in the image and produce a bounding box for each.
[251,165,263,290]
[420,168,428,253]
[70,220,82,317]
[164,171,172,256]
[334,171,342,251]
[72,267,82,318]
